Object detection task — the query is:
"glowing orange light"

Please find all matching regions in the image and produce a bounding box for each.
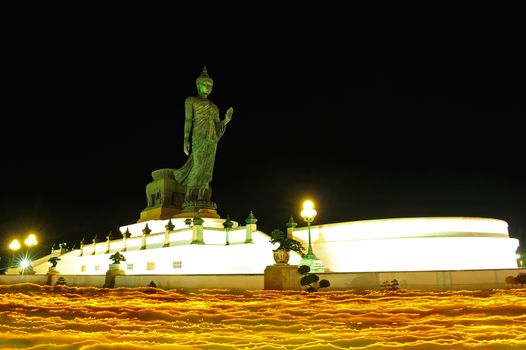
[0,286,525,348]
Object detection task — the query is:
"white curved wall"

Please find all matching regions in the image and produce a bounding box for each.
[30,230,301,275]
[292,217,519,272]
[22,217,519,275]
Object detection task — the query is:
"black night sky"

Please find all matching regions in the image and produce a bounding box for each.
[0,8,524,263]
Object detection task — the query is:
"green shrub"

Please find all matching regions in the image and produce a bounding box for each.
[298,265,330,292]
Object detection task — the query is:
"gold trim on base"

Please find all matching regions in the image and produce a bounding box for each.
[138,207,181,222]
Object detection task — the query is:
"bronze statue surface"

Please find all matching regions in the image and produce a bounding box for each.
[139,66,232,221]
[174,66,233,212]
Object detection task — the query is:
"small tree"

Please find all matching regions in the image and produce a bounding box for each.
[148,281,157,288]
[269,229,305,256]
[381,279,400,291]
[298,265,330,292]
[109,251,126,264]
[48,257,61,268]
[515,274,526,287]
[516,251,526,267]
[55,276,67,286]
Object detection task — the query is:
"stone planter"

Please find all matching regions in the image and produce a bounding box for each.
[47,267,60,275]
[104,264,125,288]
[46,267,60,285]
[273,249,290,265]
[108,263,122,270]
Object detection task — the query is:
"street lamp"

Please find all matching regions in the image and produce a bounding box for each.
[25,234,38,252]
[9,239,21,267]
[24,233,38,260]
[300,200,324,272]
[301,200,317,260]
[23,233,37,274]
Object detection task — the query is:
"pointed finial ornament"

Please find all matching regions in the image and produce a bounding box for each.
[286,216,297,228]
[245,211,258,224]
[223,215,233,229]
[165,218,175,231]
[193,212,204,226]
[142,223,152,235]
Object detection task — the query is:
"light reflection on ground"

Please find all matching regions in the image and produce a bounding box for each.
[1,284,526,349]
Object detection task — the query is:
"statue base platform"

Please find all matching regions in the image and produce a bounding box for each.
[138,207,181,223]
[174,208,220,219]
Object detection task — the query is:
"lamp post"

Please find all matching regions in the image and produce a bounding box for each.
[25,234,37,255]
[301,200,317,260]
[299,200,324,272]
[22,234,37,274]
[9,239,21,267]
[24,234,38,265]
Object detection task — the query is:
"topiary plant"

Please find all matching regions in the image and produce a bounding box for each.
[298,265,330,292]
[380,279,400,291]
[269,229,305,255]
[55,276,67,286]
[48,257,61,268]
[109,251,126,264]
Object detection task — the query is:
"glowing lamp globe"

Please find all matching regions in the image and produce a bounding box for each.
[9,239,21,251]
[301,200,317,223]
[25,234,37,247]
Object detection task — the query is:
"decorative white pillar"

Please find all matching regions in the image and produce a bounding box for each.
[105,232,112,254]
[91,235,97,255]
[141,224,151,250]
[191,214,204,244]
[121,228,130,252]
[245,211,257,244]
[286,216,297,237]
[164,219,174,247]
[223,215,233,245]
[79,237,85,256]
